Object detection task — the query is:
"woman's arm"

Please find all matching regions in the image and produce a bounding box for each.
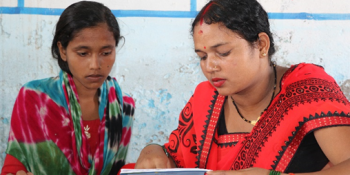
[6,171,33,175]
[305,126,350,175]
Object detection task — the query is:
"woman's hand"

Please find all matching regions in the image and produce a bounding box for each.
[206,167,286,175]
[6,170,34,175]
[135,144,175,169]
[16,171,33,175]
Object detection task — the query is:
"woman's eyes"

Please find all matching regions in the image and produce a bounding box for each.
[218,51,231,57]
[199,55,207,60]
[101,52,112,56]
[77,52,88,57]
[76,51,112,57]
[198,50,231,60]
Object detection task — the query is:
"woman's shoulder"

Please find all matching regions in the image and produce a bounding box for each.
[195,81,215,90]
[194,81,216,94]
[20,76,66,107]
[23,76,60,90]
[283,62,334,82]
[191,81,220,103]
[290,62,325,72]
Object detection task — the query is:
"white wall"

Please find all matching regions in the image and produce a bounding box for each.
[1,0,350,167]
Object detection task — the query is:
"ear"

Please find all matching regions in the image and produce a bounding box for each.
[257,32,270,58]
[57,42,67,61]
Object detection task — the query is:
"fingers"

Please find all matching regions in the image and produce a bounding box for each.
[206,170,233,175]
[166,157,176,168]
[15,171,33,175]
[135,158,167,169]
[154,159,169,168]
[207,168,269,175]
[135,155,168,169]
[135,145,169,169]
[16,171,27,175]
[16,171,26,175]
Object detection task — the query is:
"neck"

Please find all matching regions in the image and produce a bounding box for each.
[70,76,101,121]
[74,83,100,121]
[231,62,276,120]
[72,78,99,102]
[78,89,98,102]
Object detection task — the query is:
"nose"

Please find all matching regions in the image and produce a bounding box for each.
[204,55,218,72]
[90,54,101,70]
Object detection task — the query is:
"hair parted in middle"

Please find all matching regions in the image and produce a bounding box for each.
[192,0,276,58]
[51,1,122,74]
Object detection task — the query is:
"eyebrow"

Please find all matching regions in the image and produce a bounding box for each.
[194,42,229,53]
[211,42,229,49]
[73,45,115,50]
[101,45,115,49]
[73,46,89,50]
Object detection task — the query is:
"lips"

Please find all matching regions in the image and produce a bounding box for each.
[212,78,226,87]
[86,74,104,82]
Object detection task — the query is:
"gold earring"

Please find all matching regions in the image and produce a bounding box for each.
[214,65,217,69]
[262,53,267,56]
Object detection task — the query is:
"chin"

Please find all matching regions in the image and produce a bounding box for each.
[86,83,104,90]
[215,89,230,96]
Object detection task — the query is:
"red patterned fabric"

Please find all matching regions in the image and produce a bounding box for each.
[1,119,101,175]
[164,63,350,172]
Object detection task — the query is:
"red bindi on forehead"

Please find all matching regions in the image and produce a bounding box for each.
[199,30,203,34]
[204,46,206,49]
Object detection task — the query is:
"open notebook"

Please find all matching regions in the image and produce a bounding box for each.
[120,168,211,175]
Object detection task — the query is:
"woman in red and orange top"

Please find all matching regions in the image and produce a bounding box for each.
[135,0,350,175]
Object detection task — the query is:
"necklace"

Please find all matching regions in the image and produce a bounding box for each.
[231,63,277,125]
[84,125,91,139]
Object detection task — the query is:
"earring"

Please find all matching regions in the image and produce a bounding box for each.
[262,53,267,56]
[214,65,217,69]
